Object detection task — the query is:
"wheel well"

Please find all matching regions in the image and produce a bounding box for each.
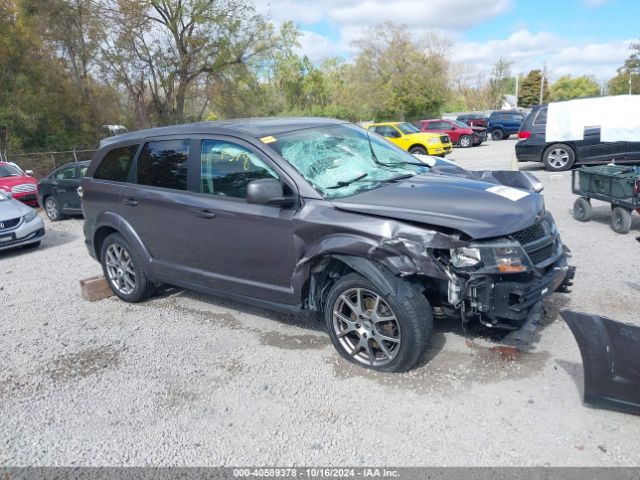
[303,256,355,312]
[408,144,427,152]
[93,226,118,259]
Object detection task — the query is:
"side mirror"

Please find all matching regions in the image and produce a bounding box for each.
[246,179,294,207]
[25,170,34,176]
[450,126,457,131]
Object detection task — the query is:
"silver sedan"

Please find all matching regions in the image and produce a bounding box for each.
[0,191,45,251]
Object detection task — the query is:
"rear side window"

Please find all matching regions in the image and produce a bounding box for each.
[94,145,138,182]
[533,108,547,125]
[136,139,190,190]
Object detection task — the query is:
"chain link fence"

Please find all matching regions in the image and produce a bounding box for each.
[0,148,97,178]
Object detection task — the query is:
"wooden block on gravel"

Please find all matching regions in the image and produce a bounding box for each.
[80,276,113,302]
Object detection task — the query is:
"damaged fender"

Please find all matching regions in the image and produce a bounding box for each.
[291,220,467,309]
[561,310,640,416]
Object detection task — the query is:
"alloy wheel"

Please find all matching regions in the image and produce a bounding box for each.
[547,148,569,169]
[332,288,401,367]
[45,197,59,220]
[105,243,136,295]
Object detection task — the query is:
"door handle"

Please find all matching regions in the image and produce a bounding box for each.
[121,198,139,206]
[190,207,216,219]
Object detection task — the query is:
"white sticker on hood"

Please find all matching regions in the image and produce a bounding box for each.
[486,185,529,201]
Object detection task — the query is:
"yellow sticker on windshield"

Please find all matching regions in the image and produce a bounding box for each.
[260,135,277,144]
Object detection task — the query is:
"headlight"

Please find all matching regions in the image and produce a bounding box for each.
[23,209,38,223]
[490,246,528,273]
[428,137,439,145]
[450,247,481,267]
[449,242,531,273]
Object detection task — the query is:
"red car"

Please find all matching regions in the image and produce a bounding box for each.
[417,119,487,148]
[0,162,38,206]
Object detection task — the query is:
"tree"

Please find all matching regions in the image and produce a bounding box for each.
[347,22,448,121]
[0,0,98,151]
[100,0,286,125]
[518,69,549,108]
[487,57,514,109]
[608,41,640,95]
[550,75,600,101]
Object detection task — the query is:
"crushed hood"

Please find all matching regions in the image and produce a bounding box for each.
[331,173,544,239]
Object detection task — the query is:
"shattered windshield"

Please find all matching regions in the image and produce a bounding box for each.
[396,123,420,135]
[267,124,429,199]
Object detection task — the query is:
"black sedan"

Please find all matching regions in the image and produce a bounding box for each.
[37,161,89,221]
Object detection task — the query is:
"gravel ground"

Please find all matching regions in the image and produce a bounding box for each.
[1,138,639,467]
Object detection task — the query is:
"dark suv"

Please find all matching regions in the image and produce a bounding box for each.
[487,110,525,140]
[457,113,489,129]
[516,105,640,171]
[82,118,574,372]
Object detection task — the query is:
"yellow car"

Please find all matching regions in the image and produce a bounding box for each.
[366,122,453,157]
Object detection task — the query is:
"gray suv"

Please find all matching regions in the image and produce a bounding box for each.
[81,118,574,372]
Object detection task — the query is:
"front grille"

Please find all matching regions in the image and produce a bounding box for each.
[440,135,450,144]
[12,183,37,193]
[0,217,21,231]
[527,243,555,265]
[511,222,546,245]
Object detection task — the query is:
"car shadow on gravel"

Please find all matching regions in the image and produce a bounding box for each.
[0,229,77,259]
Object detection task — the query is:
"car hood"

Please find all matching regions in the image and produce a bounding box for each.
[0,195,31,221]
[0,175,37,188]
[470,126,487,132]
[406,132,445,141]
[331,173,544,239]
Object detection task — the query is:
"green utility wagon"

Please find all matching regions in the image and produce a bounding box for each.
[572,165,640,234]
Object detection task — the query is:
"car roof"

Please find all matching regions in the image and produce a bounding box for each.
[420,119,450,122]
[100,117,349,147]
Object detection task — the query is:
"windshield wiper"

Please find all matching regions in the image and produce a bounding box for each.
[327,173,369,189]
[365,131,430,168]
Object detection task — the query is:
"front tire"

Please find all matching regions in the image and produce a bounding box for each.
[573,198,592,222]
[44,196,64,222]
[543,144,575,171]
[100,232,156,302]
[324,273,432,373]
[491,129,504,141]
[409,145,427,155]
[458,135,472,148]
[611,207,632,234]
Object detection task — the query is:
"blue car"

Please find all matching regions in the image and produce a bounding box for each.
[488,110,525,140]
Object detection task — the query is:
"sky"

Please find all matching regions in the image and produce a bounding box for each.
[256,0,639,82]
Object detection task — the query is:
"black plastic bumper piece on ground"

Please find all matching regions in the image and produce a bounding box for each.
[561,310,640,416]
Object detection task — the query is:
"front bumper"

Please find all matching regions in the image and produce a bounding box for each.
[12,192,38,206]
[0,215,45,251]
[467,258,575,327]
[428,145,453,156]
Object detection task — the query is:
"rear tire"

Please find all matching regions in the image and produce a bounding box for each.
[611,207,632,234]
[409,146,427,155]
[100,232,156,302]
[324,272,432,373]
[491,129,504,141]
[543,144,575,172]
[573,198,592,222]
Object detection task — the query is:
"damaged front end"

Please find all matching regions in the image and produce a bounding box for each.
[428,213,575,329]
